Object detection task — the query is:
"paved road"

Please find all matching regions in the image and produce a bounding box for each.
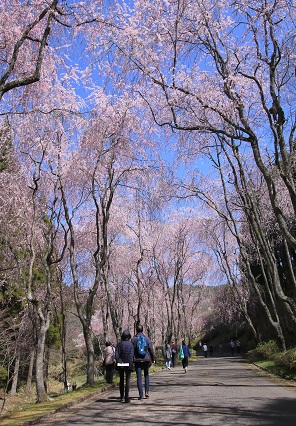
[37,357,296,425]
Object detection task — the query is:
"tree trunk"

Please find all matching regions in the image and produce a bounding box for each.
[59,286,68,392]
[84,328,95,386]
[10,351,20,396]
[35,320,50,402]
[26,348,35,393]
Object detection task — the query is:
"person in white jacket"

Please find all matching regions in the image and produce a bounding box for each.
[203,342,208,358]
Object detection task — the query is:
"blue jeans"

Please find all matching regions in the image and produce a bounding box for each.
[135,361,150,397]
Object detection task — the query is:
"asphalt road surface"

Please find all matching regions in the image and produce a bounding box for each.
[36,357,296,426]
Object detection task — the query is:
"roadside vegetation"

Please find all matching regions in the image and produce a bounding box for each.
[0,357,163,426]
[247,341,296,381]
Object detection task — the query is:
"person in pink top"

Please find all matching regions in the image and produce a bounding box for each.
[103,341,115,384]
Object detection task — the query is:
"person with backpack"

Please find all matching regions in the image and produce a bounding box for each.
[131,324,156,400]
[115,330,134,403]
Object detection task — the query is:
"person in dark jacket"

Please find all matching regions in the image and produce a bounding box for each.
[171,340,178,368]
[131,324,156,400]
[181,340,191,373]
[115,329,134,403]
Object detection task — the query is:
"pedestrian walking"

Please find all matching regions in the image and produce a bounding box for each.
[209,345,214,357]
[230,339,235,355]
[115,330,134,403]
[162,341,172,370]
[171,340,178,367]
[103,341,115,384]
[131,324,156,400]
[203,342,208,358]
[236,340,241,354]
[181,340,191,373]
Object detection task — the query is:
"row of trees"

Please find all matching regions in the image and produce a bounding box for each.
[0,106,214,403]
[1,0,295,405]
[101,0,296,348]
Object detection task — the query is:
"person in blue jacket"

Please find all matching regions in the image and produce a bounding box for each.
[131,324,156,400]
[115,330,134,403]
[181,340,191,373]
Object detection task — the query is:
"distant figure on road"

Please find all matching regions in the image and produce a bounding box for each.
[103,341,115,384]
[230,340,235,355]
[181,340,191,373]
[162,341,172,370]
[132,324,156,400]
[203,342,208,358]
[115,330,134,403]
[236,340,241,354]
[171,340,178,367]
[209,345,214,357]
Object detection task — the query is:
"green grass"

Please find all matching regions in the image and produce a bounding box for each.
[255,359,296,381]
[0,382,107,426]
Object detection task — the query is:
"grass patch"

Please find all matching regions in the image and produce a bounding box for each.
[255,359,296,380]
[0,378,110,426]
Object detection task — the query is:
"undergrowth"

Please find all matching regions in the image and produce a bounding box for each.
[247,340,296,380]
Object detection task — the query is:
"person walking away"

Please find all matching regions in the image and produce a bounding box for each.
[230,340,235,355]
[209,345,214,357]
[171,340,178,367]
[179,343,184,364]
[202,342,208,358]
[132,324,156,400]
[236,340,241,354]
[181,340,191,373]
[115,330,134,403]
[162,341,172,370]
[103,341,115,384]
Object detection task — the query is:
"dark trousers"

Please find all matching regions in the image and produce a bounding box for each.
[135,361,150,398]
[182,356,188,369]
[119,368,131,401]
[171,352,177,367]
[105,363,114,384]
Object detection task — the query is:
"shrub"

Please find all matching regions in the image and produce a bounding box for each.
[256,340,280,358]
[273,348,296,371]
[248,340,279,360]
